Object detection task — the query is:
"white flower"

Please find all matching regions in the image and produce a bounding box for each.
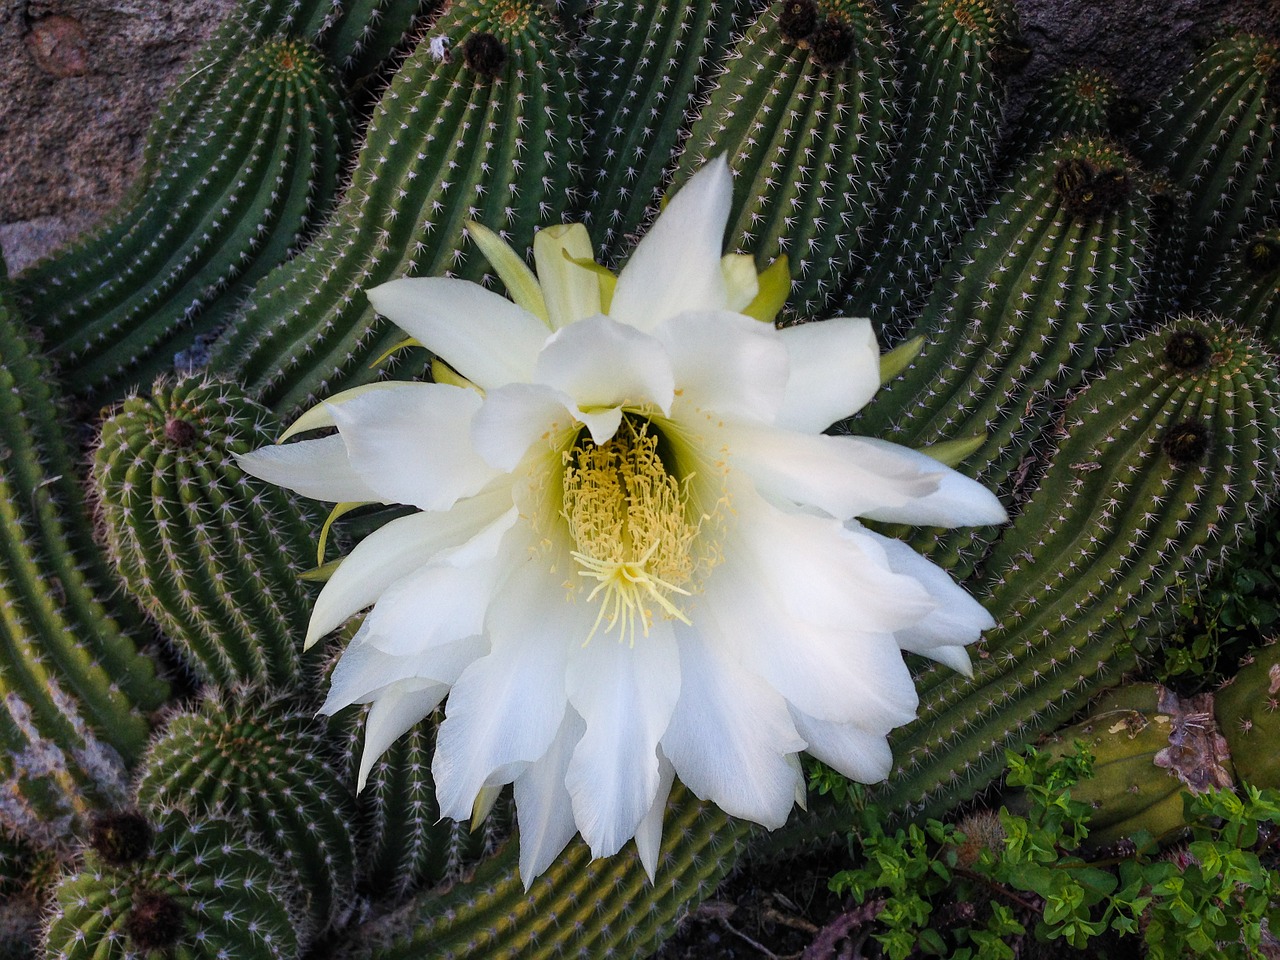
[238,158,1007,885]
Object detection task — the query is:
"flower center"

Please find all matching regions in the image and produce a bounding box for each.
[561,419,700,646]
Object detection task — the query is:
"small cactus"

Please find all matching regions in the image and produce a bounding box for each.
[1215,641,1280,791]
[93,378,321,690]
[1197,230,1280,343]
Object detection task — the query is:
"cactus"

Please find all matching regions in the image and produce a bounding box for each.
[44,810,302,960]
[0,267,167,818]
[14,39,349,402]
[575,0,754,262]
[1005,66,1139,162]
[1197,230,1280,342]
[133,692,358,937]
[1215,641,1280,790]
[672,0,899,317]
[1137,32,1280,310]
[209,0,581,418]
[93,378,321,690]
[841,0,1019,332]
[852,135,1157,581]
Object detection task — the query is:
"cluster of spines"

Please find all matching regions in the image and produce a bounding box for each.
[852,135,1156,580]
[870,316,1280,823]
[348,786,749,960]
[15,40,349,402]
[133,691,358,939]
[1196,228,1280,342]
[329,705,504,901]
[673,0,899,318]
[575,0,756,263]
[1137,32,1280,312]
[318,0,439,86]
[92,377,321,690]
[0,270,167,843]
[44,810,302,960]
[1005,65,1138,161]
[841,0,1019,332]
[211,0,582,419]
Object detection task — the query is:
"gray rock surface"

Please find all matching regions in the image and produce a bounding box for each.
[0,0,1277,272]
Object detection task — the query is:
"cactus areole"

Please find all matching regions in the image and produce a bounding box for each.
[238,159,1007,886]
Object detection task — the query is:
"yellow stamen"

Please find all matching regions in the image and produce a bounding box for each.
[561,420,701,646]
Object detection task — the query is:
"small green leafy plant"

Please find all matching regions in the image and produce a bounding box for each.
[817,747,1280,959]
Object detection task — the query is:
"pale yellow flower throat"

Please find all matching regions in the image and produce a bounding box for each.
[561,419,700,646]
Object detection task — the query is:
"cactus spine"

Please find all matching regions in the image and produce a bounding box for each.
[93,378,320,690]
[673,0,899,317]
[1197,230,1280,342]
[210,0,581,418]
[15,40,349,402]
[1006,66,1137,161]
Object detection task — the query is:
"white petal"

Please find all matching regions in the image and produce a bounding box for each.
[660,625,804,827]
[236,435,382,503]
[432,558,583,821]
[720,254,759,312]
[471,383,581,471]
[565,620,680,859]
[634,753,676,881]
[853,440,1008,527]
[324,631,485,708]
[610,157,732,331]
[366,276,548,388]
[775,317,881,431]
[306,483,515,646]
[790,706,896,784]
[279,382,404,442]
[331,382,500,511]
[652,310,787,423]
[535,316,675,439]
[862,530,995,676]
[533,224,602,329]
[356,683,450,791]
[513,708,586,887]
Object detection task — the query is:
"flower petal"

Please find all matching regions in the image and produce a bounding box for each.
[661,624,804,827]
[306,484,514,646]
[533,224,602,329]
[356,683,450,791]
[236,434,382,504]
[513,708,586,887]
[852,440,1008,527]
[535,315,675,441]
[609,157,732,331]
[365,276,548,388]
[330,382,500,511]
[324,630,486,707]
[565,619,680,859]
[775,317,881,431]
[652,310,787,423]
[471,383,581,471]
[862,530,995,676]
[790,706,896,784]
[720,254,759,311]
[634,753,676,881]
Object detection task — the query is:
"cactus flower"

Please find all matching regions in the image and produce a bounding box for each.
[237,158,1007,885]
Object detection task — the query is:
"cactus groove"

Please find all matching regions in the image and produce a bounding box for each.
[94,378,321,690]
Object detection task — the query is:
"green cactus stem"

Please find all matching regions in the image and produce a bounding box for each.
[1137,32,1280,308]
[320,0,440,88]
[575,0,755,263]
[1215,641,1280,790]
[93,378,321,691]
[15,39,348,402]
[866,315,1280,824]
[841,0,1018,333]
[0,268,167,787]
[341,786,749,960]
[133,692,358,938]
[44,810,302,960]
[673,0,899,318]
[210,0,581,419]
[1037,684,1233,848]
[852,135,1155,582]
[1197,230,1280,343]
[1006,66,1138,162]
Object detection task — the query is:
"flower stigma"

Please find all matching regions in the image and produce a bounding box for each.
[561,417,705,647]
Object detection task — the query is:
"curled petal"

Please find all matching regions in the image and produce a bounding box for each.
[355,681,450,791]
[236,434,381,504]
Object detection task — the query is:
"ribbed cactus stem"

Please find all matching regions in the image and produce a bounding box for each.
[1197,229,1280,343]
[1005,66,1138,161]
[842,0,1018,332]
[674,0,899,318]
[1215,640,1280,790]
[133,692,358,939]
[343,787,749,960]
[853,135,1155,581]
[93,378,320,690]
[15,39,349,401]
[866,316,1280,823]
[210,0,581,419]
